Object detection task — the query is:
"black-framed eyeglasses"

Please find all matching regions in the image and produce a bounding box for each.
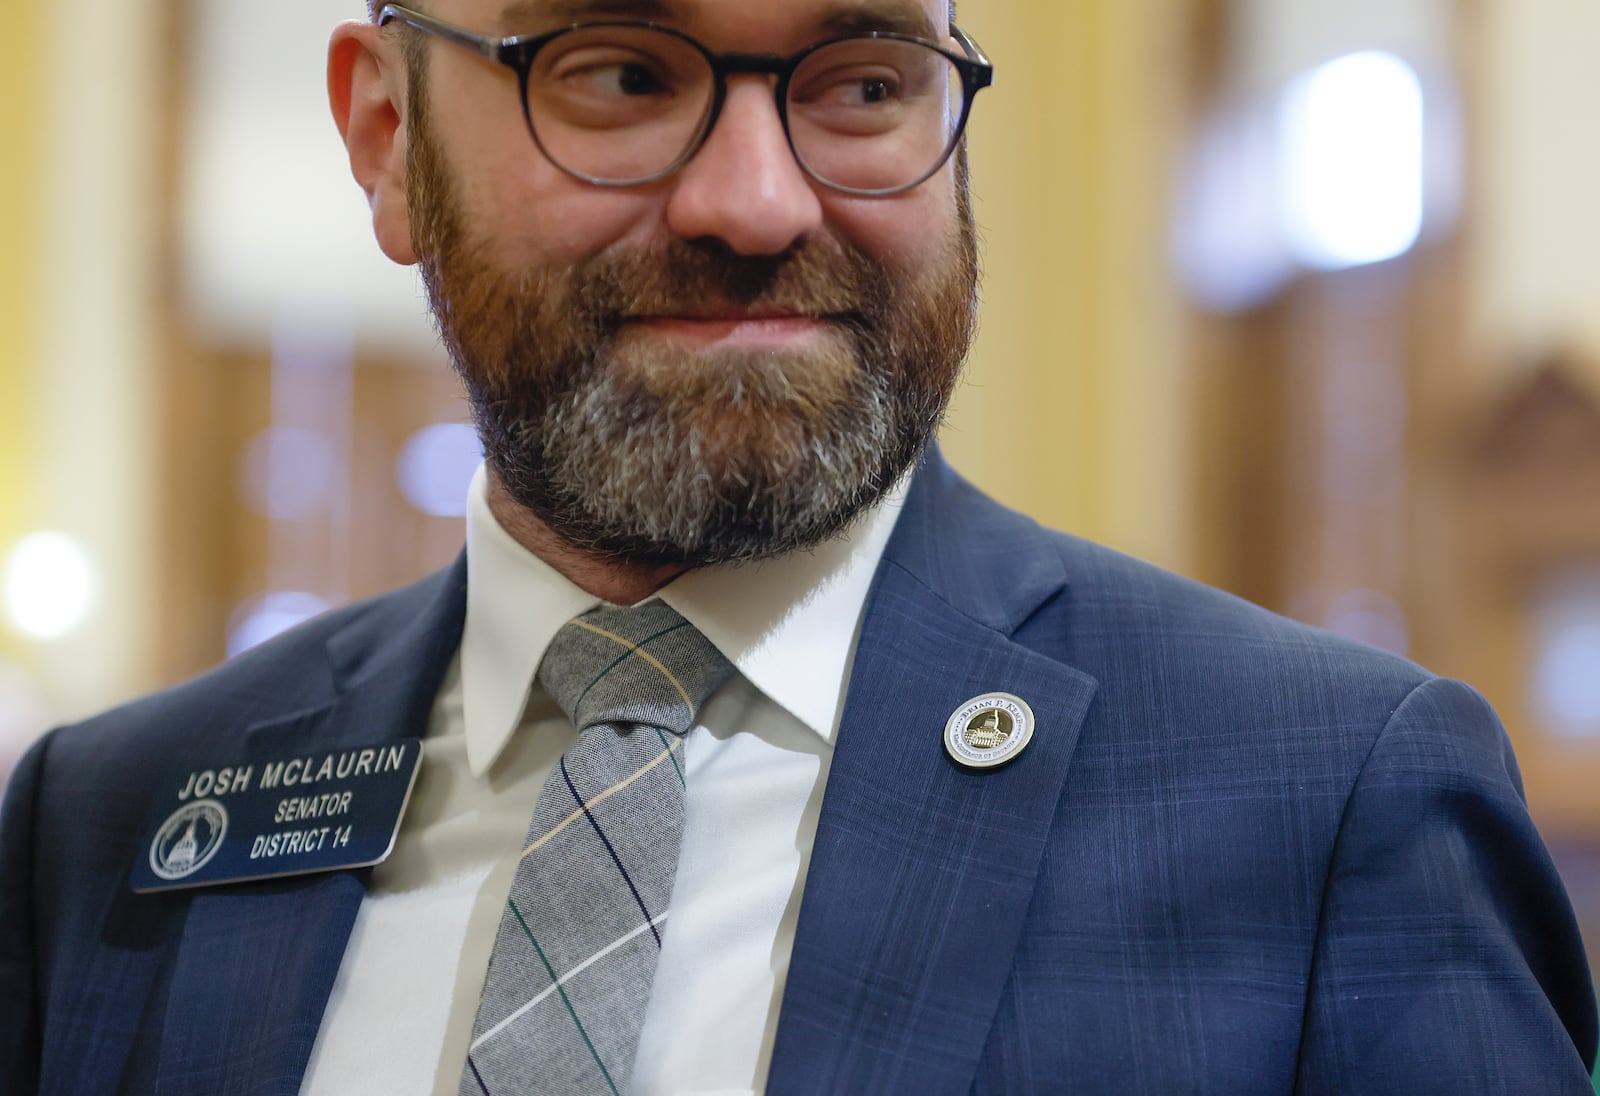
[376,3,993,196]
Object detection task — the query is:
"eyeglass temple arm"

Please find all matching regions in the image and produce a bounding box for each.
[949,25,994,89]
[376,3,507,60]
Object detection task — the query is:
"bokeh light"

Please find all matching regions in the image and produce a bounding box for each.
[238,427,339,520]
[395,423,482,518]
[1279,51,1426,270]
[3,532,97,641]
[227,591,334,657]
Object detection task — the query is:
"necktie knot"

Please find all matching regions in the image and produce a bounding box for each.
[537,601,734,737]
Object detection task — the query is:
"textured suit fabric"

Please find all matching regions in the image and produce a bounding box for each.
[1,452,1595,1095]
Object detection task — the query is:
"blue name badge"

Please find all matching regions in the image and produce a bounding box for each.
[131,739,423,893]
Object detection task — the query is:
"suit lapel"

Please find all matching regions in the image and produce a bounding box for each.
[768,455,1098,1095]
[144,558,467,1096]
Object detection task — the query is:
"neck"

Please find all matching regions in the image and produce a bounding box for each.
[485,471,688,605]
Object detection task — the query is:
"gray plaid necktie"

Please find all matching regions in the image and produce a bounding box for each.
[461,601,734,1096]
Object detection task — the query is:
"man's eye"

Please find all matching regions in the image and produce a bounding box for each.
[549,52,675,99]
[794,66,904,109]
[561,62,670,98]
[604,62,670,97]
[856,78,894,105]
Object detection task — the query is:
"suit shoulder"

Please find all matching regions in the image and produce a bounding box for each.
[898,459,1430,704]
[1011,531,1515,837]
[1027,527,1434,703]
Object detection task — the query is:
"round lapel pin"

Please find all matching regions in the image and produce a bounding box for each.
[944,692,1036,769]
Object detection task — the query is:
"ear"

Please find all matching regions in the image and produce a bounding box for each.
[329,21,417,266]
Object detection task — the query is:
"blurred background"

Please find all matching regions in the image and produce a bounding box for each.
[1,0,1597,1072]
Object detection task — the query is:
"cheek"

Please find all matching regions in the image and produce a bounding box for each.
[823,181,960,271]
[463,173,661,266]
[516,191,669,264]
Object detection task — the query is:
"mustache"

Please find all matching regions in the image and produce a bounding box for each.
[564,236,891,327]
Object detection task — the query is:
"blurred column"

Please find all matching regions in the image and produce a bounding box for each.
[27,0,162,716]
[0,0,41,648]
[0,0,46,770]
[1473,0,1600,380]
[949,0,1190,574]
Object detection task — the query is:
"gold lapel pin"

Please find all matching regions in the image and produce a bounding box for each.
[944,692,1036,769]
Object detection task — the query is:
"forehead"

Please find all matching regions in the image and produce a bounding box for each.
[467,0,949,42]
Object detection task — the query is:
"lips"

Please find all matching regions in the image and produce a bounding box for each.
[628,308,816,323]
[627,314,831,346]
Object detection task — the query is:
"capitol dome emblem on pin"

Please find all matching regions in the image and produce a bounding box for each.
[944,692,1035,769]
[149,798,229,881]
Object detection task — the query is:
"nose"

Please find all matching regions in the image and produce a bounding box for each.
[663,76,825,256]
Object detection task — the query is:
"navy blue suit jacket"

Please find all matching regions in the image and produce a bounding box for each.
[3,455,1596,1094]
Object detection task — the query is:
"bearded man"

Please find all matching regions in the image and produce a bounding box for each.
[2,0,1596,1093]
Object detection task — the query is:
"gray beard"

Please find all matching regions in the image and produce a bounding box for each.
[506,328,922,567]
[407,80,977,570]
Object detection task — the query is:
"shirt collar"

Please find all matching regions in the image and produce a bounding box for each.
[460,464,908,777]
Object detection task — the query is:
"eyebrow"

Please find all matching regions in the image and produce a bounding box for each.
[816,2,938,40]
[498,0,939,41]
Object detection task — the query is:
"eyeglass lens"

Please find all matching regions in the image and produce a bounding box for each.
[523,27,966,191]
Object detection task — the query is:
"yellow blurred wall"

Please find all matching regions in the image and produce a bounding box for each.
[21,0,162,714]
[0,0,40,661]
[1473,0,1600,387]
[945,0,1190,574]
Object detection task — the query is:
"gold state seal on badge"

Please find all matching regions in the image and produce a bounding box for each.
[944,692,1036,769]
[149,798,229,881]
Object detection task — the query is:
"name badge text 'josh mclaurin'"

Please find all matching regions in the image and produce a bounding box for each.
[174,745,409,801]
[133,737,421,892]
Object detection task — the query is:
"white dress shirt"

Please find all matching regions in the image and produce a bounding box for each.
[301,465,906,1096]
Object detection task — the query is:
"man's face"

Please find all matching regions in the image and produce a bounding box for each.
[402,0,979,568]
